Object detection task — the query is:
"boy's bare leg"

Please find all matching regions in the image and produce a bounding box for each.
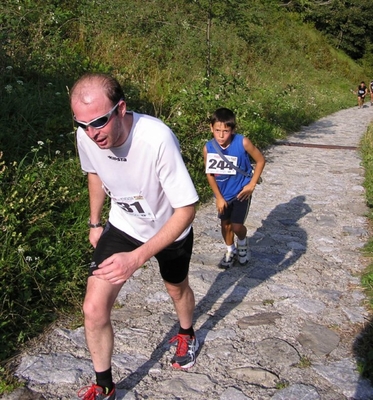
[221,219,234,246]
[232,222,247,241]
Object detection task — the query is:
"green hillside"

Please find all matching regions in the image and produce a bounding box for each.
[0,0,372,391]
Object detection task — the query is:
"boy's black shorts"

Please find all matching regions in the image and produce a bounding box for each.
[89,222,193,284]
[218,196,252,224]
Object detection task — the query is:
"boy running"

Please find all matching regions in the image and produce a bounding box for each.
[203,108,265,269]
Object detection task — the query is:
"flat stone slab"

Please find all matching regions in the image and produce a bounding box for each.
[15,353,92,384]
[313,359,373,399]
[256,338,300,367]
[297,321,340,356]
[272,383,321,400]
[238,312,282,327]
[228,366,279,388]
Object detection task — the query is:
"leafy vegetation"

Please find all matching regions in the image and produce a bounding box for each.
[355,124,373,382]
[281,0,373,65]
[0,145,90,358]
[0,0,372,393]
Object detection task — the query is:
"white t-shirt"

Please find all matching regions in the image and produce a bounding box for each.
[77,112,199,242]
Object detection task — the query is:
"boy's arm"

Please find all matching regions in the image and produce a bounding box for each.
[236,137,266,201]
[203,144,228,213]
[243,137,266,184]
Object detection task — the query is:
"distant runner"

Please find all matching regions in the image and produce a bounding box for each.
[357,81,367,109]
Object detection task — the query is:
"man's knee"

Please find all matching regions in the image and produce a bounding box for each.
[165,278,189,301]
[83,287,115,325]
[83,298,110,326]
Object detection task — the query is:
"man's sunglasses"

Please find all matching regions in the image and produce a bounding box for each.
[74,100,121,130]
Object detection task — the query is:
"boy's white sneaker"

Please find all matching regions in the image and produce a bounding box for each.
[237,238,250,265]
[218,250,236,269]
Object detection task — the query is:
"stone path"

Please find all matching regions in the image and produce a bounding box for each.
[5,105,373,400]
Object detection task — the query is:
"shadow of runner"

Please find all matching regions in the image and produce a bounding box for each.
[116,195,311,393]
[353,316,373,398]
[195,195,311,344]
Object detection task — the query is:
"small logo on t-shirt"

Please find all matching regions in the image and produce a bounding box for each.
[107,156,127,162]
[89,261,97,269]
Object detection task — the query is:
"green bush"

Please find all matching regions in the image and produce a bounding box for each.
[356,123,373,382]
[361,125,373,210]
[0,145,90,360]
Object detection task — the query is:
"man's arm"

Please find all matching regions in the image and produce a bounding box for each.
[87,172,106,247]
[134,203,196,264]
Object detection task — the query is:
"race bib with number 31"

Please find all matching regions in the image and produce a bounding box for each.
[115,195,155,219]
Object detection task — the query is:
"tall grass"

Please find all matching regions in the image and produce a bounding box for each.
[355,124,373,382]
[0,145,91,360]
[361,123,373,301]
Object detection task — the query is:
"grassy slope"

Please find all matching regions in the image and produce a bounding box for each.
[357,125,373,381]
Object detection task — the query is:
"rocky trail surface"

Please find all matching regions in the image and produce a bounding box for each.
[4,105,373,400]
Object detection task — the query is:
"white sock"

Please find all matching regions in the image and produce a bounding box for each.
[227,244,236,253]
[237,237,247,246]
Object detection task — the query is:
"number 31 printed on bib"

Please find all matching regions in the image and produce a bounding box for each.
[103,184,156,219]
[205,153,237,175]
[115,195,155,219]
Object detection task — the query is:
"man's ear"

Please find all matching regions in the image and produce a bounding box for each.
[119,100,127,116]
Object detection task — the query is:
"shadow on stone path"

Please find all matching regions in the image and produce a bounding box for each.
[195,195,311,340]
[116,196,311,394]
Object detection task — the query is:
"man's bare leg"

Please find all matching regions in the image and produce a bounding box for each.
[83,277,123,372]
[165,277,195,329]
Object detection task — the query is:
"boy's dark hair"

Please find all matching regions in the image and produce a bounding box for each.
[210,108,236,130]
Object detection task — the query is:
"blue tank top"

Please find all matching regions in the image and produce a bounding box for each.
[206,134,253,201]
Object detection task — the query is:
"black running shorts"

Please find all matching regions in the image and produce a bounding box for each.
[218,196,252,224]
[89,222,193,284]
